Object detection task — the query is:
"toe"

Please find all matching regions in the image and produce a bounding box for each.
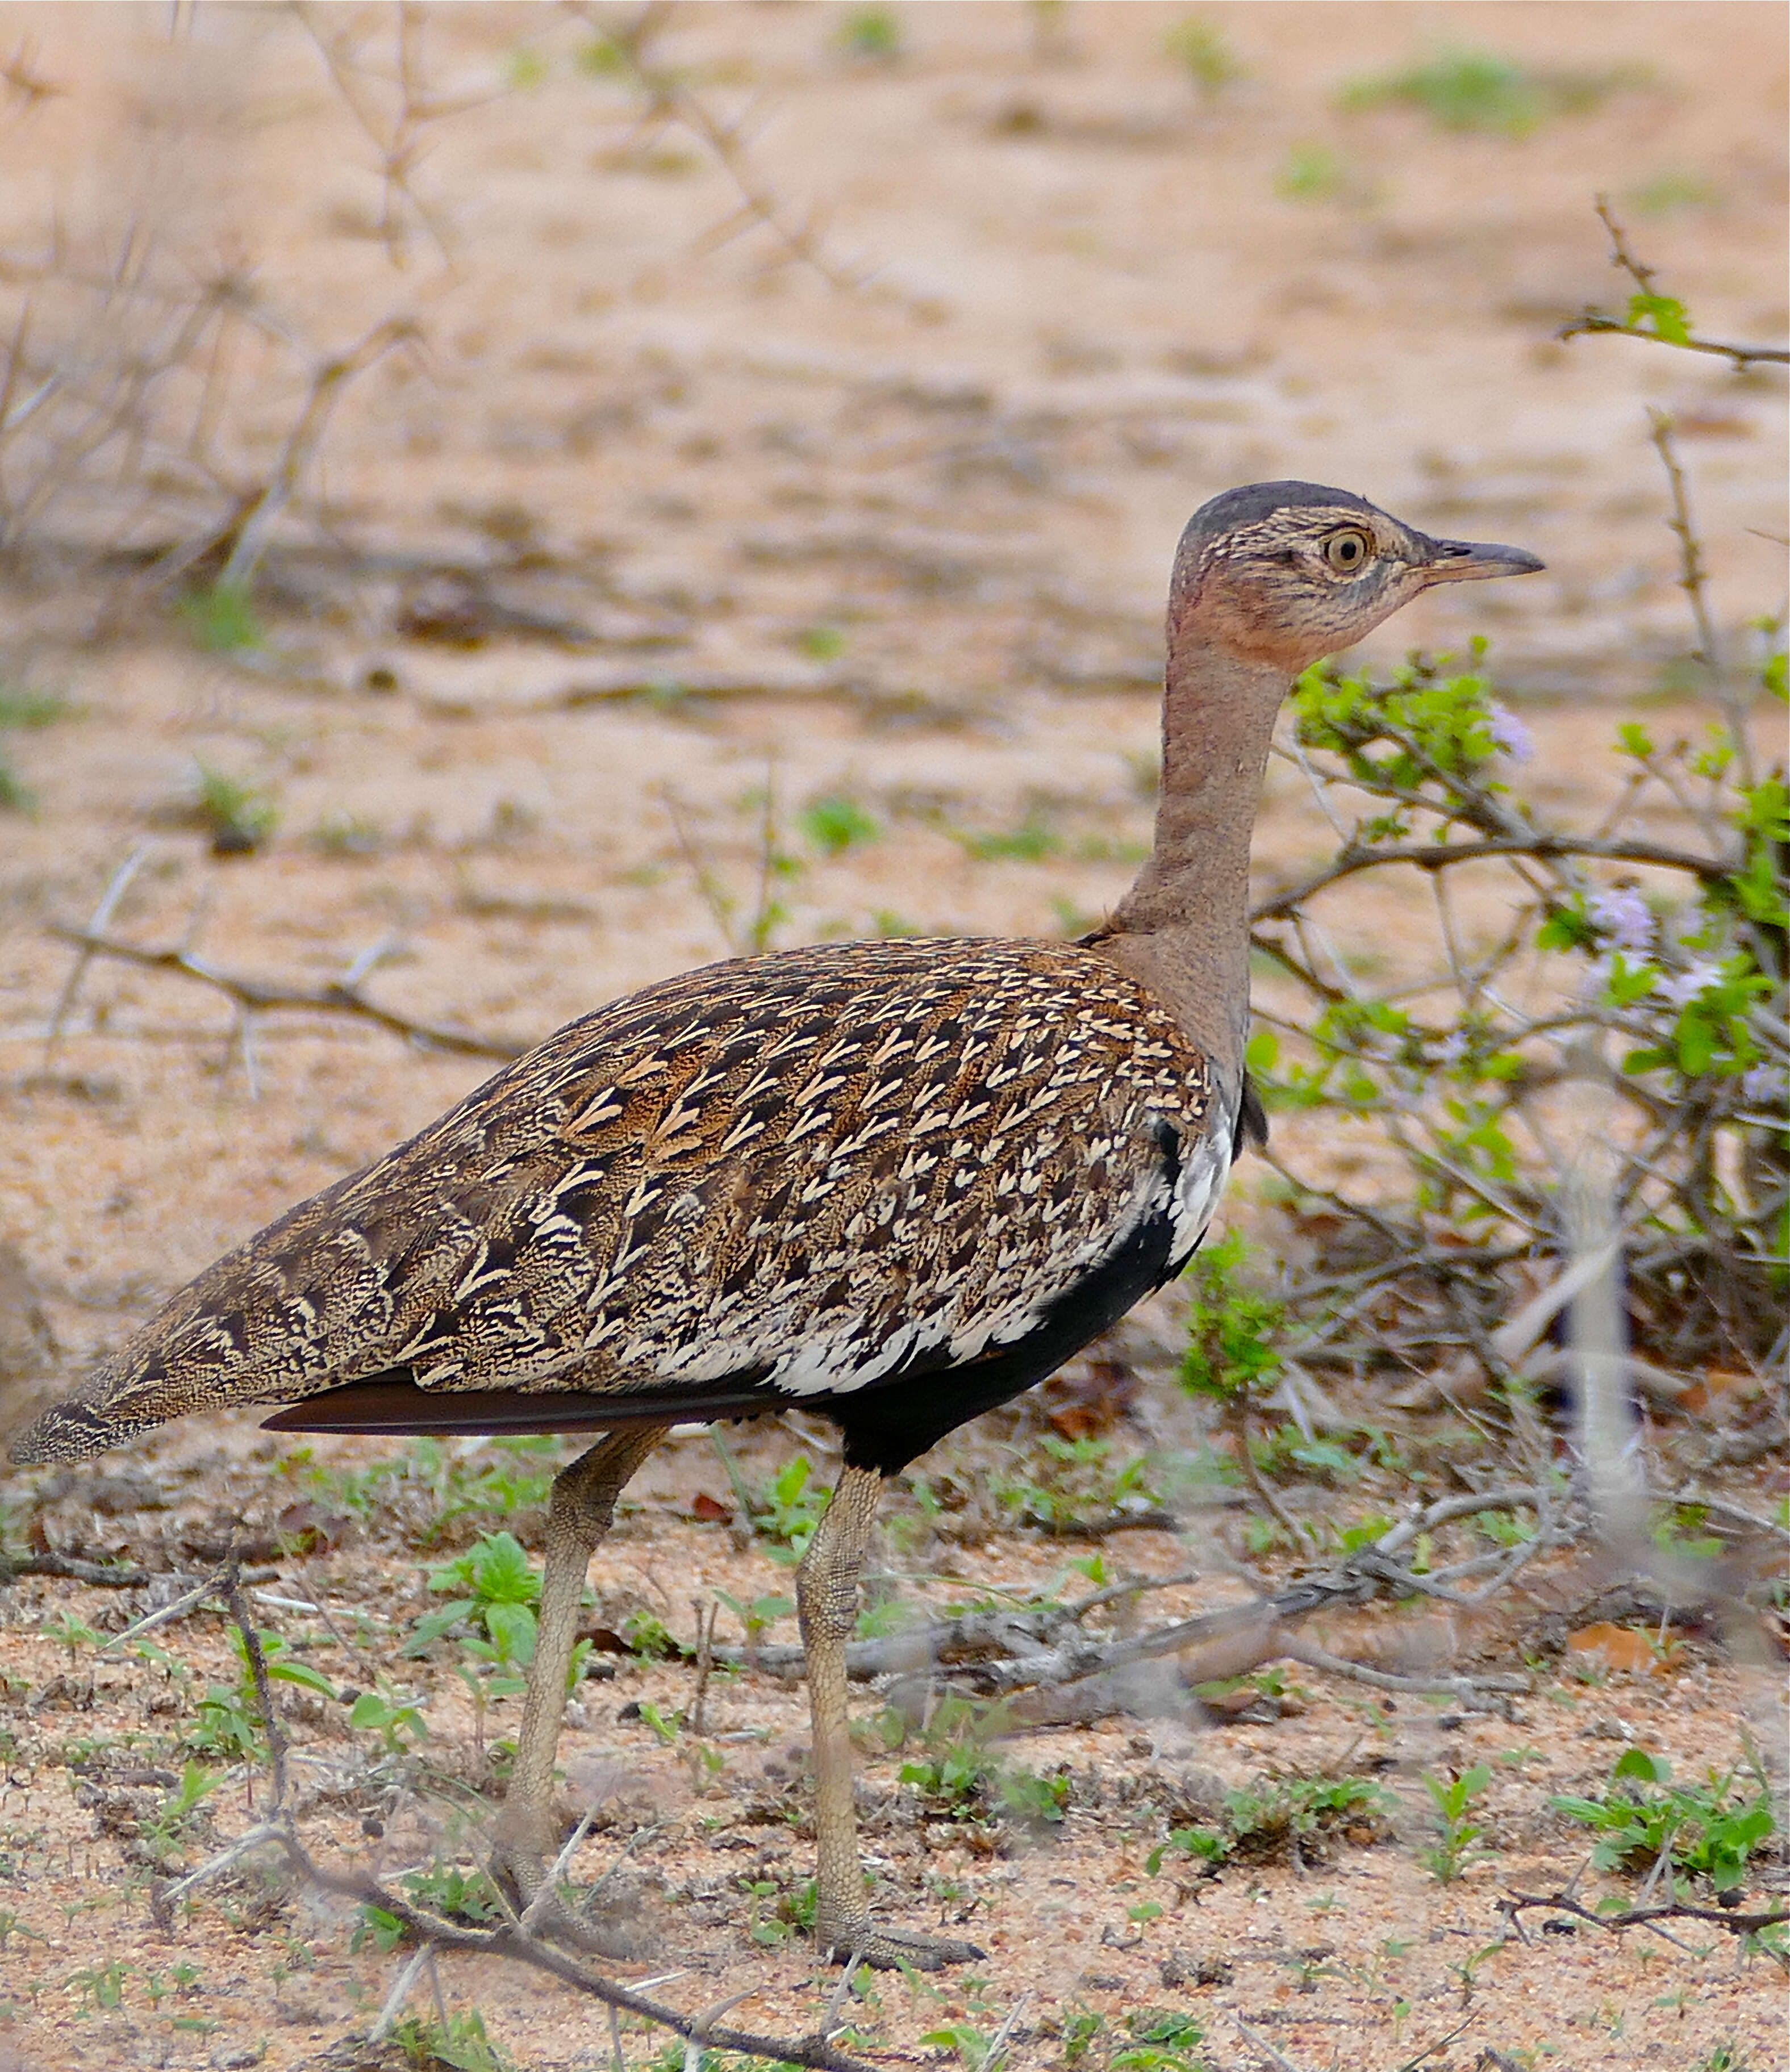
[820,1921,986,1970]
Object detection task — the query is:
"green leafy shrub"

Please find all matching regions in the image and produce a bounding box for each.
[621,1606,685,1661]
[1149,1773,1392,1872]
[177,582,264,654]
[1340,48,1643,136]
[387,2006,516,2072]
[896,1694,1070,1829]
[1179,1230,1285,1405]
[189,761,278,855]
[185,1628,334,1761]
[1115,2010,1207,2072]
[408,1531,564,1714]
[990,1430,1159,1529]
[398,1862,504,1926]
[418,1531,540,1659]
[1165,16,1242,102]
[1418,1764,1494,1882]
[953,811,1059,863]
[306,1434,559,1544]
[838,7,901,61]
[348,1687,429,1754]
[1245,628,1787,1397]
[1551,1748,1775,1895]
[799,792,879,854]
[747,1455,829,1561]
[0,684,62,812]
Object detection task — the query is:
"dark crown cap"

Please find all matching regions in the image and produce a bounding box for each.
[1184,481,1380,538]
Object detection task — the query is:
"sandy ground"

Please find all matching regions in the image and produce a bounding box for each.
[0,4,1784,2069]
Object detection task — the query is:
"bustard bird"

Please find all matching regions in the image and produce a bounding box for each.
[12,483,1541,1968]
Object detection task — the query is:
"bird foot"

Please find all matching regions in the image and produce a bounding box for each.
[816,1917,986,1971]
[489,1844,648,1960]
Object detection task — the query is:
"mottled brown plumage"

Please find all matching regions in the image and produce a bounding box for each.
[20,940,1225,1468]
[11,481,1542,1967]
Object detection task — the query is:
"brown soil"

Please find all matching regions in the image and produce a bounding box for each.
[0,6,1784,2071]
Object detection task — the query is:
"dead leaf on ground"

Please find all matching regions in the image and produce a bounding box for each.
[1566,1622,1680,1677]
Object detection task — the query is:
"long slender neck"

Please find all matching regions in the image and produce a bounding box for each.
[1094,638,1289,1098]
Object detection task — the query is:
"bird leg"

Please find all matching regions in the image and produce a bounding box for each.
[798,1462,986,1970]
[493,1424,664,1946]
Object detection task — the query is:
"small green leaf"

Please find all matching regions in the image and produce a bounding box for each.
[1613,1747,1668,1785]
[267,1659,337,1698]
[1626,290,1692,345]
[482,1601,537,1666]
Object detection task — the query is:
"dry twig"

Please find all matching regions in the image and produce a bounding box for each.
[1235,2018,1309,2072]
[1498,1888,1790,1963]
[567,1,866,290]
[1558,198,1788,367]
[293,2,495,271]
[139,1585,884,2068]
[44,922,525,1062]
[213,318,418,591]
[720,1486,1557,1710]
[279,1822,878,2071]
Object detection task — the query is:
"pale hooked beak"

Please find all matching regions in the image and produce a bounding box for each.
[1417,535,1546,586]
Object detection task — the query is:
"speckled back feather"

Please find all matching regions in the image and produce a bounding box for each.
[15,938,1229,1465]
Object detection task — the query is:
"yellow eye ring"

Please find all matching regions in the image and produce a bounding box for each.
[1322,529,1372,574]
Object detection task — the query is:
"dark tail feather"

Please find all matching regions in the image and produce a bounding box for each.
[260,1369,778,1436]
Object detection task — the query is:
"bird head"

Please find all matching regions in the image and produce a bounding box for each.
[1169,481,1544,673]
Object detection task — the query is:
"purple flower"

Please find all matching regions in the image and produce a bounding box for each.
[1588,887,1655,953]
[1657,959,1722,1008]
[1436,1030,1470,1066]
[1487,703,1534,762]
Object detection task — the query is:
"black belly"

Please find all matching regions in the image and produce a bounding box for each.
[262,1202,1185,1479]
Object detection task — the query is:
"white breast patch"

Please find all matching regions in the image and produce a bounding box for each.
[1168,1126,1232,1264]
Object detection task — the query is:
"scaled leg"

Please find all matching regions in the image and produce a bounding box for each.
[798,1462,984,1970]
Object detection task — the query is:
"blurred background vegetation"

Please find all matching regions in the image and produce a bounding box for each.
[0,8,1784,2067]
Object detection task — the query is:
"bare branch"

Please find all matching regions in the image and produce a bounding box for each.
[1252,832,1726,927]
[41,845,151,1066]
[272,1822,879,2072]
[293,1,489,271]
[44,923,526,1060]
[1559,311,1789,368]
[719,1493,1559,1703]
[1236,2017,1312,2072]
[1646,406,1756,793]
[1280,1638,1527,1700]
[0,1547,156,1586]
[215,317,418,589]
[1498,1887,1790,1949]
[1558,199,1788,367]
[565,0,866,291]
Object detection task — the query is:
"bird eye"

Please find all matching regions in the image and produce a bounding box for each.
[1322,529,1372,574]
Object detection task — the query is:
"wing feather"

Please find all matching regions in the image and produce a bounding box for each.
[12,938,1225,1462]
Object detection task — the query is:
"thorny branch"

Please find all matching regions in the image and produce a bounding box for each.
[566,1,866,291]
[214,318,419,591]
[294,2,495,272]
[42,922,525,1066]
[128,1584,886,2069]
[1558,198,1789,367]
[718,1485,1560,1707]
[1498,1889,1790,1967]
[1248,600,1785,1382]
[1646,406,1756,789]
[165,1811,879,2072]
[1249,830,1730,926]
